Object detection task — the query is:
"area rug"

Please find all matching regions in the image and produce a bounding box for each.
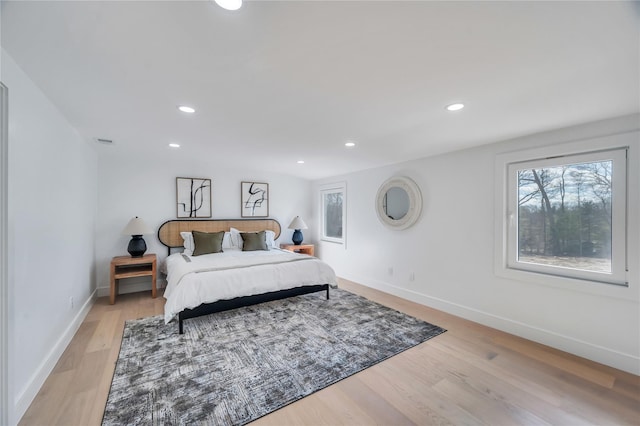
[102,288,446,425]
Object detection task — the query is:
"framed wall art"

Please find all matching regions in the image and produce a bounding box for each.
[176,177,212,218]
[241,181,269,217]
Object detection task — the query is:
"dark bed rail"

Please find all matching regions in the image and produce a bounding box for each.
[177,284,330,334]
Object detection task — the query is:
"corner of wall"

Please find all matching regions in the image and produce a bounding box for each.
[13,290,97,422]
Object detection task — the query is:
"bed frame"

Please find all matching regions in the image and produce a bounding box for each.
[158,219,330,334]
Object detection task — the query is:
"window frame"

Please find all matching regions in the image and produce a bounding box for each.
[320,182,346,245]
[506,148,627,285]
[494,134,633,296]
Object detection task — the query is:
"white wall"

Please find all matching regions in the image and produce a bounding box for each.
[313,115,640,374]
[3,50,98,423]
[96,148,313,294]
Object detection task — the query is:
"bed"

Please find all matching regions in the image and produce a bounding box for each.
[158,219,337,333]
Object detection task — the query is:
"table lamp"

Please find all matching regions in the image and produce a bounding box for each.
[288,216,308,245]
[122,216,153,257]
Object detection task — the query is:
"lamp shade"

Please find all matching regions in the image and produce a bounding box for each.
[288,216,308,230]
[121,217,153,236]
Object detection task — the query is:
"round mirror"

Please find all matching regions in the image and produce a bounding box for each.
[384,186,410,220]
[376,176,422,230]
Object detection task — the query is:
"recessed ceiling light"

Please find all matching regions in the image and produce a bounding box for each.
[178,105,196,113]
[215,0,242,11]
[345,141,356,147]
[169,143,181,148]
[446,103,465,111]
[297,160,305,164]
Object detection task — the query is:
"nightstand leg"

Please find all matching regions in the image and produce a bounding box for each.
[151,260,157,298]
[110,263,116,305]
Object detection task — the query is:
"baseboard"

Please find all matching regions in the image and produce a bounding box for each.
[14,289,97,422]
[343,273,640,376]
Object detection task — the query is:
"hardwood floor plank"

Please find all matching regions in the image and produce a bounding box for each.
[426,343,593,425]
[432,377,549,426]
[254,389,346,425]
[491,334,616,388]
[333,375,417,425]
[17,370,75,426]
[18,280,640,426]
[427,335,570,407]
[613,372,640,401]
[315,380,390,425]
[50,320,99,374]
[85,311,121,354]
[489,346,640,425]
[360,360,479,425]
[53,388,97,426]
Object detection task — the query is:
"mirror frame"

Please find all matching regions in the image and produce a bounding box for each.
[375,176,423,230]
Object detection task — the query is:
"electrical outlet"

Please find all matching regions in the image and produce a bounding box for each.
[409,272,415,282]
[69,296,74,309]
[388,267,393,276]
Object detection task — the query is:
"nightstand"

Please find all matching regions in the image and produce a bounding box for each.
[110,253,157,304]
[280,243,314,256]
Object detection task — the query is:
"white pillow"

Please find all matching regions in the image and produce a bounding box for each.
[265,230,276,248]
[222,232,233,249]
[230,227,242,248]
[180,231,195,255]
[181,231,233,254]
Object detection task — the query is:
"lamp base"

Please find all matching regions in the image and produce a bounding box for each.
[292,229,303,245]
[128,235,147,257]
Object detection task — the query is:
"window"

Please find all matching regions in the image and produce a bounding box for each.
[320,182,346,244]
[504,148,627,285]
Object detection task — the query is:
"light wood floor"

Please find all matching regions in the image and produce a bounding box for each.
[20,279,640,425]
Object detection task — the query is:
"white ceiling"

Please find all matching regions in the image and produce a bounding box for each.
[2,0,639,180]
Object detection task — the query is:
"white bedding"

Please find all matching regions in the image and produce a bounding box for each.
[163,248,337,323]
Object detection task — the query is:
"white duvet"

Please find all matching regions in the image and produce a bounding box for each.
[163,248,337,323]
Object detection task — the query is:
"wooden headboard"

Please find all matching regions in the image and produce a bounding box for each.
[157,219,282,249]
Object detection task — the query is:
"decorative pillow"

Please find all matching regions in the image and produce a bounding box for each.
[192,231,225,256]
[241,231,268,251]
[183,231,232,254]
[231,227,276,249]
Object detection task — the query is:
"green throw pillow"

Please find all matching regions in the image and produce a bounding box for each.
[192,231,224,256]
[241,231,268,251]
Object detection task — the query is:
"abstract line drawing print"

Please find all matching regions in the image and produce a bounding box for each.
[176,177,212,218]
[241,182,269,217]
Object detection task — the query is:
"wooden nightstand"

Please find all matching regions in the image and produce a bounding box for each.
[280,243,314,256]
[110,253,157,304]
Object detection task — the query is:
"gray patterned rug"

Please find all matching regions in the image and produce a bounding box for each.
[102,287,445,425]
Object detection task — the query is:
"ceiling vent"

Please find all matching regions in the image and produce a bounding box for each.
[94,138,114,145]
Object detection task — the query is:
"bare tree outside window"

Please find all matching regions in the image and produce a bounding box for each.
[320,183,346,244]
[324,192,343,239]
[499,145,627,286]
[517,160,612,273]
